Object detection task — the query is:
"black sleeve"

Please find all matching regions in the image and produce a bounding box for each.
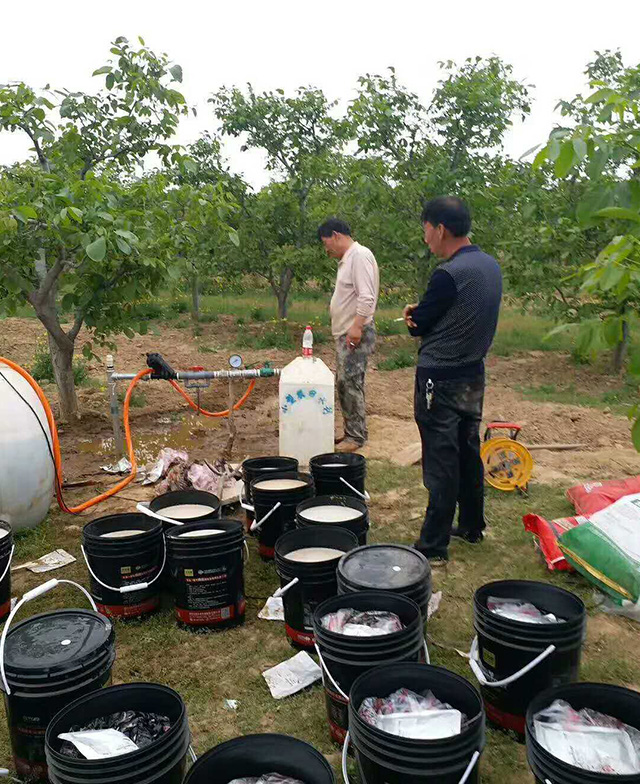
[407,269,457,337]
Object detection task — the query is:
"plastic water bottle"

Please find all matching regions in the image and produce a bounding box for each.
[302,326,313,357]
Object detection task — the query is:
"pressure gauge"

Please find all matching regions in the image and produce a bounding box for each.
[229,354,243,369]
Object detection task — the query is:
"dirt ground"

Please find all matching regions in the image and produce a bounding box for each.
[3,316,640,510]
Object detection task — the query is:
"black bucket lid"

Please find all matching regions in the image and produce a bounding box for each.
[339,544,431,591]
[5,609,114,685]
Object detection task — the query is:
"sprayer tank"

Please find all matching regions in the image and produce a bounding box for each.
[0,364,55,530]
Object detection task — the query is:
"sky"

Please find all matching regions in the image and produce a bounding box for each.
[1,0,639,188]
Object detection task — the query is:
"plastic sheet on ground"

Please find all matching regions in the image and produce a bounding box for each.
[523,513,586,571]
[534,699,640,774]
[141,448,188,485]
[101,457,132,475]
[559,492,640,605]
[487,596,563,624]
[262,651,322,700]
[57,729,138,760]
[321,608,403,637]
[59,711,170,758]
[12,549,76,574]
[594,591,640,624]
[229,775,304,784]
[359,688,464,740]
[258,596,285,622]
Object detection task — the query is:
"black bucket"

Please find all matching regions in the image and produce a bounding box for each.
[149,489,221,529]
[526,682,640,783]
[166,518,246,630]
[275,526,359,649]
[251,471,314,560]
[348,663,485,784]
[337,544,432,622]
[184,733,335,783]
[297,495,369,546]
[82,514,165,619]
[0,519,13,622]
[45,683,190,784]
[3,605,115,781]
[472,579,587,737]
[313,591,426,745]
[242,456,299,521]
[310,453,367,499]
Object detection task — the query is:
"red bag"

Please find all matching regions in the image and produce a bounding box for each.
[566,476,640,516]
[522,514,587,571]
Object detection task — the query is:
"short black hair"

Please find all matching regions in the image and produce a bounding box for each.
[317,217,352,240]
[421,197,471,237]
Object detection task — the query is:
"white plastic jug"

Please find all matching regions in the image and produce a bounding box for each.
[0,364,55,530]
[279,356,335,467]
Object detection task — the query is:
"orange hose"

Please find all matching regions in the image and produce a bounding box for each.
[169,378,256,417]
[0,356,257,515]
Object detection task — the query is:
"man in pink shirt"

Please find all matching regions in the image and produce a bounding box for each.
[318,218,379,453]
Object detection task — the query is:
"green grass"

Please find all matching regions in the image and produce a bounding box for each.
[491,311,576,356]
[30,341,90,387]
[377,346,416,371]
[519,380,640,412]
[2,461,638,783]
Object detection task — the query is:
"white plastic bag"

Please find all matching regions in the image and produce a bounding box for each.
[58,729,138,759]
[487,596,562,624]
[262,652,321,699]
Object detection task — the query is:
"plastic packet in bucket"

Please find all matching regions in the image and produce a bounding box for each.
[57,729,138,760]
[321,608,403,637]
[229,776,304,784]
[487,596,564,624]
[60,711,170,758]
[534,699,640,774]
[359,688,464,740]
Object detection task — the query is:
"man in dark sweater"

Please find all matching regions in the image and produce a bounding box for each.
[404,197,502,566]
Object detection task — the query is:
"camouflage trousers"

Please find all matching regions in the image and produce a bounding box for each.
[335,324,376,445]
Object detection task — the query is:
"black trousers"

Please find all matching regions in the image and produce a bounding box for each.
[414,374,486,559]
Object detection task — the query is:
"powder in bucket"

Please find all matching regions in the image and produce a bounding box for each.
[100,530,145,539]
[254,479,307,491]
[229,776,304,784]
[321,463,346,468]
[0,529,9,539]
[178,529,224,538]
[160,503,216,519]
[286,547,345,563]
[299,506,362,524]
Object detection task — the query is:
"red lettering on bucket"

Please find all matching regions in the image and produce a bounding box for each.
[96,596,160,619]
[328,718,348,744]
[175,604,244,625]
[259,544,275,559]
[485,700,525,734]
[0,598,10,620]
[285,623,315,647]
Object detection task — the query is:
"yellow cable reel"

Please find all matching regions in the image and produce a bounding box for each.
[481,423,533,492]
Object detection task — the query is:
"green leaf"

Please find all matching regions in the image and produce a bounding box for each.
[600,265,625,292]
[67,206,83,222]
[631,417,640,453]
[555,142,577,178]
[86,236,107,261]
[92,66,112,76]
[602,316,622,346]
[594,207,640,223]
[629,350,640,377]
[169,65,183,83]
[228,229,240,247]
[14,205,37,222]
[115,236,132,255]
[573,138,587,161]
[106,73,115,90]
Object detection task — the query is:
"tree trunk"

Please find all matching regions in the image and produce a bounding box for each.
[275,267,294,319]
[47,332,78,420]
[613,317,629,375]
[191,273,200,323]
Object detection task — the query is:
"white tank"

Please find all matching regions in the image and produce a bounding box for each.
[0,363,55,530]
[279,356,335,467]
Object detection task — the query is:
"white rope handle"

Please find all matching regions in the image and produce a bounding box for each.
[468,636,556,688]
[81,539,167,595]
[250,501,281,533]
[0,578,97,696]
[136,502,184,526]
[339,477,371,502]
[273,577,299,599]
[342,732,480,784]
[244,540,250,563]
[240,499,255,513]
[315,643,349,701]
[423,639,430,665]
[0,546,15,585]
[188,744,197,763]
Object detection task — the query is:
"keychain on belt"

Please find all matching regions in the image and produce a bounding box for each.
[426,379,434,410]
